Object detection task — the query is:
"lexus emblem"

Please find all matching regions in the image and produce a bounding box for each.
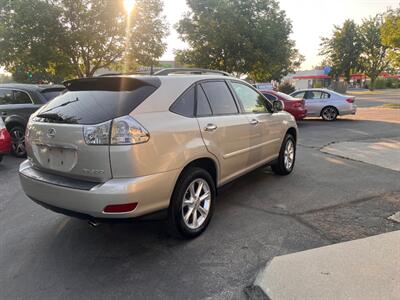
[47,128,56,138]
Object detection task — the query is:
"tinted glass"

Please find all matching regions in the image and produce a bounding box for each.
[196,85,212,116]
[41,89,64,102]
[201,81,238,115]
[321,92,330,99]
[232,82,269,113]
[13,91,31,104]
[0,89,13,105]
[262,93,277,101]
[170,87,195,117]
[35,78,159,124]
[292,91,305,99]
[305,91,324,99]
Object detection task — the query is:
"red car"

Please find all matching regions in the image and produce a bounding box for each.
[0,117,11,162]
[261,90,307,121]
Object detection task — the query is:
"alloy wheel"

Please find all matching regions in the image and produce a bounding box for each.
[11,128,26,157]
[322,107,337,121]
[181,178,211,230]
[284,139,295,171]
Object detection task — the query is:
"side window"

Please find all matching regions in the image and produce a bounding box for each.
[201,81,238,115]
[196,85,212,117]
[305,91,323,100]
[292,91,305,99]
[0,89,13,105]
[170,86,195,117]
[13,91,32,104]
[321,92,331,99]
[263,93,278,101]
[231,82,269,113]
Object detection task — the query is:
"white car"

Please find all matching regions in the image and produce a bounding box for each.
[290,89,357,121]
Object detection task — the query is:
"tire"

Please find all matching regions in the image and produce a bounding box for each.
[271,134,296,175]
[168,167,216,239]
[9,126,26,157]
[321,106,338,121]
[0,155,3,163]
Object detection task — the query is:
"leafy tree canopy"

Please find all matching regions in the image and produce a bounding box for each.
[381,7,400,68]
[0,0,168,80]
[359,16,391,89]
[175,0,303,81]
[320,20,362,82]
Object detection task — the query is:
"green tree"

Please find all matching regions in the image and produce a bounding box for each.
[381,7,400,68]
[0,0,169,80]
[175,0,302,81]
[320,20,362,82]
[0,0,72,78]
[359,16,391,90]
[126,0,169,74]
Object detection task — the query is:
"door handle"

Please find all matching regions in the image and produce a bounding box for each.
[204,124,217,132]
[250,119,259,125]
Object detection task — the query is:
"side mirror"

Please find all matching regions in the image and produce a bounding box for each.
[273,100,284,112]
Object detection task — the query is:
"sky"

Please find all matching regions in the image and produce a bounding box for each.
[162,0,400,70]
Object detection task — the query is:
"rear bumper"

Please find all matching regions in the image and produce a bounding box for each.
[19,160,180,219]
[340,104,357,116]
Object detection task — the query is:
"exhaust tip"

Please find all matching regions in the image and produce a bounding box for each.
[88,220,100,227]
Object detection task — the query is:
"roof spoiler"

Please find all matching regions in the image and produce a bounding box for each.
[62,77,161,91]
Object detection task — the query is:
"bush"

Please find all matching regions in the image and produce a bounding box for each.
[385,78,400,88]
[373,78,387,89]
[278,81,295,94]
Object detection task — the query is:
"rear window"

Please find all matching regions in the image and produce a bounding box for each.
[35,77,160,125]
[41,89,64,102]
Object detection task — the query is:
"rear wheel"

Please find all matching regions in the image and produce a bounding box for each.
[10,126,26,157]
[271,134,296,175]
[321,106,338,121]
[168,167,215,239]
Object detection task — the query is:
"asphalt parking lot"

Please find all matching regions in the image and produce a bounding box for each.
[0,91,399,299]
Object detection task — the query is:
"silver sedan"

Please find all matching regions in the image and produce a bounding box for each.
[290,89,357,121]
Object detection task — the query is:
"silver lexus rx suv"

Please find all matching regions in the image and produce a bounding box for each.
[19,70,298,238]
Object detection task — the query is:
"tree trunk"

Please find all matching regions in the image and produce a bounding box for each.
[369,77,376,91]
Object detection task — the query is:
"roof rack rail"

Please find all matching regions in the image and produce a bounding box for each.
[153,68,230,76]
[96,68,230,77]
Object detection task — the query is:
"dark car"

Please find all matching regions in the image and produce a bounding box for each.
[0,84,65,157]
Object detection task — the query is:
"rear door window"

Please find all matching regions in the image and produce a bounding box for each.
[35,77,160,124]
[0,89,13,105]
[196,85,212,117]
[170,86,195,117]
[13,91,32,104]
[201,81,238,115]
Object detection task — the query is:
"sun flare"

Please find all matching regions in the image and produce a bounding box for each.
[123,0,135,14]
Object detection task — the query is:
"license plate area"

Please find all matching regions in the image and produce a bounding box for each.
[33,144,78,172]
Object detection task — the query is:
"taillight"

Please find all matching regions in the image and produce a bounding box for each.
[111,116,149,145]
[292,101,302,108]
[346,98,355,103]
[83,115,149,145]
[83,121,111,145]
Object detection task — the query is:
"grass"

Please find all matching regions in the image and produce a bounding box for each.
[378,103,400,109]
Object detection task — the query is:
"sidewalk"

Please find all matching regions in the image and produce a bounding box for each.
[254,231,400,300]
